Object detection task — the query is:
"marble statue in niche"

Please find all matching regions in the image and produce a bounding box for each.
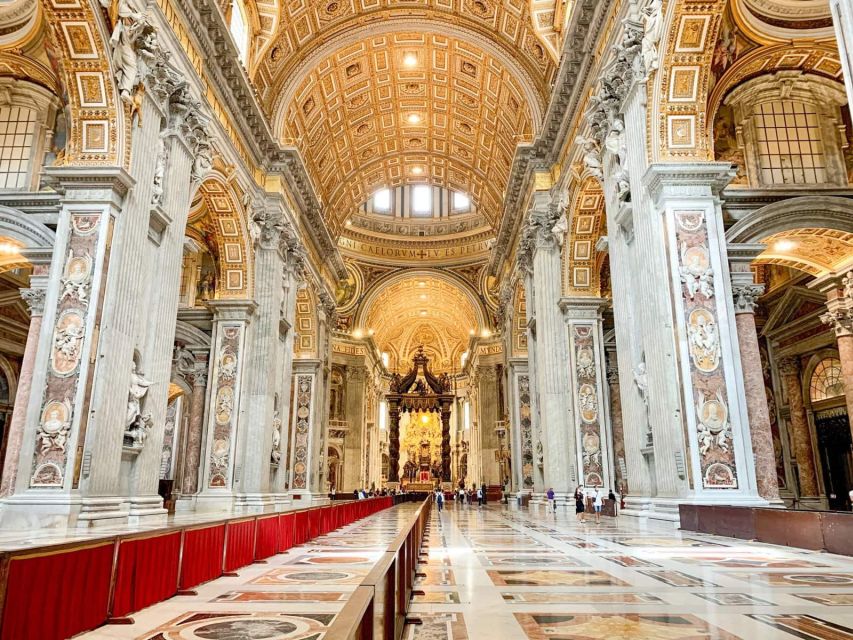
[151,132,169,206]
[126,359,152,428]
[99,0,148,103]
[271,411,282,463]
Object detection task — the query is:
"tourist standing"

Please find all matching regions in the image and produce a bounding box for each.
[575,488,586,523]
[546,487,555,514]
[476,485,483,507]
[593,488,603,524]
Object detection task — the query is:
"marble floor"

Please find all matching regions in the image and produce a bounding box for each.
[77,502,422,640]
[71,502,853,639]
[405,503,853,640]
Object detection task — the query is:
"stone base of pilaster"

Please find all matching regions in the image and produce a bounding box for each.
[0,491,92,529]
[194,490,236,513]
[174,494,198,512]
[621,493,771,527]
[127,494,168,526]
[234,492,276,513]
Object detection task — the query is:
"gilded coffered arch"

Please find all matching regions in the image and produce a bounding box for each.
[354,270,487,372]
[756,228,853,276]
[188,175,254,298]
[730,0,835,43]
[563,177,606,296]
[274,31,539,235]
[253,0,556,102]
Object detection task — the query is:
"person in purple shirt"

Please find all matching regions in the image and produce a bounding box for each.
[546,487,555,515]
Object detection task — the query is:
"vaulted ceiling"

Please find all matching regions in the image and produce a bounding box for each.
[248,0,558,237]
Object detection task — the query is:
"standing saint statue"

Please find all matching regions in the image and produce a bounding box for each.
[126,360,153,429]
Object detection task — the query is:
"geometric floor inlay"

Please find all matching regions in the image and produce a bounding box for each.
[138,611,335,640]
[513,613,742,640]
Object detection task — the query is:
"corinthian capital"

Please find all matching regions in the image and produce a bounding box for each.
[20,287,46,316]
[250,201,285,250]
[777,356,800,377]
[731,282,764,314]
[821,308,853,338]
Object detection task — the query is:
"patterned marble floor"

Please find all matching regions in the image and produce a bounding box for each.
[404,503,853,640]
[77,502,422,640]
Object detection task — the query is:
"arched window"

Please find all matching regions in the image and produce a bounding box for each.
[809,357,845,403]
[229,0,249,65]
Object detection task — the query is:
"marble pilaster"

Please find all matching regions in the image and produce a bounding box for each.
[196,300,255,512]
[0,168,132,530]
[522,269,545,493]
[644,163,763,505]
[477,365,500,486]
[233,200,288,513]
[528,192,576,500]
[777,357,820,499]
[561,297,612,490]
[342,365,366,492]
[507,359,532,494]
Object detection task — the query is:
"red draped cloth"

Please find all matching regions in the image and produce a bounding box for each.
[224,520,256,572]
[255,515,278,559]
[112,532,181,617]
[1,542,113,640]
[179,525,225,590]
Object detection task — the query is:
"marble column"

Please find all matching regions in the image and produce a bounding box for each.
[818,271,853,434]
[605,354,627,493]
[233,200,287,512]
[388,401,400,484]
[507,359,533,494]
[342,365,366,492]
[179,362,208,496]
[830,0,853,107]
[288,359,325,503]
[561,297,612,490]
[196,300,255,512]
[729,247,781,502]
[0,276,48,498]
[441,401,452,484]
[528,191,576,501]
[778,357,819,498]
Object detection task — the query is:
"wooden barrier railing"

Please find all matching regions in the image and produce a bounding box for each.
[0,495,414,640]
[325,496,433,640]
[679,504,853,556]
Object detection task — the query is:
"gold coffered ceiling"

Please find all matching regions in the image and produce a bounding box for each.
[276,33,537,236]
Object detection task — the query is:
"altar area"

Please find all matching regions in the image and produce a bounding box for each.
[399,411,444,490]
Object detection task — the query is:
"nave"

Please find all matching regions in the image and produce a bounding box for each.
[69,502,853,640]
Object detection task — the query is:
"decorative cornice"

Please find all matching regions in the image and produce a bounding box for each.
[643,162,737,205]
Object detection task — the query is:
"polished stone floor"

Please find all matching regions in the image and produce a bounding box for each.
[74,502,853,639]
[405,503,853,640]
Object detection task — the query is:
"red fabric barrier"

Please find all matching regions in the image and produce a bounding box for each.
[112,532,181,618]
[179,524,225,590]
[278,512,294,551]
[224,520,256,572]
[308,509,321,538]
[1,542,113,640]
[293,510,311,544]
[320,506,332,534]
[255,516,279,560]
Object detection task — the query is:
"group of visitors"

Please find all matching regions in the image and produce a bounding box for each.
[455,483,486,507]
[544,486,618,525]
[347,486,389,500]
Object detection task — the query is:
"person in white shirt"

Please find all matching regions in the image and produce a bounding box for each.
[593,488,603,524]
